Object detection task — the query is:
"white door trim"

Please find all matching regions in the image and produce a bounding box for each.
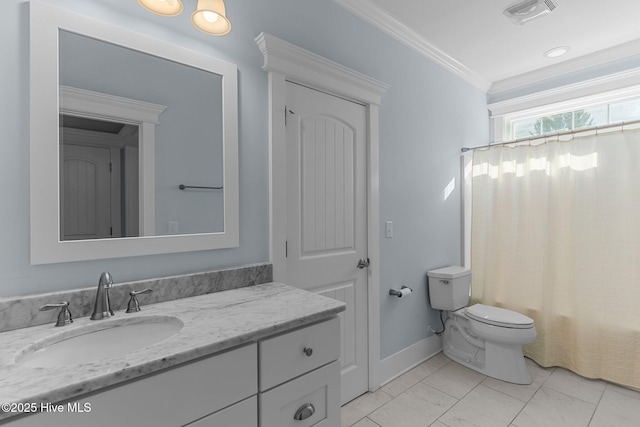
[60,86,166,237]
[256,33,389,391]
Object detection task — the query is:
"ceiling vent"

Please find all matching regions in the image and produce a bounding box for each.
[504,0,558,25]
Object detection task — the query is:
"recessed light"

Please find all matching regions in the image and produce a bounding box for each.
[544,46,570,58]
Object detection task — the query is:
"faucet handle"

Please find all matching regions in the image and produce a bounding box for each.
[126,288,153,313]
[39,301,73,327]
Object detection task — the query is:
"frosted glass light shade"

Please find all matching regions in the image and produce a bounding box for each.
[136,0,184,16]
[191,0,232,35]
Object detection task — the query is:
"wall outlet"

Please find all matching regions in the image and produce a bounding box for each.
[168,221,179,234]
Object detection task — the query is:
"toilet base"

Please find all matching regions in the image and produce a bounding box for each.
[443,314,534,385]
[443,342,532,385]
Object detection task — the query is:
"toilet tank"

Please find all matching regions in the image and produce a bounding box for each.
[427,266,471,311]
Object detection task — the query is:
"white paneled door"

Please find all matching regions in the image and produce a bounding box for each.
[60,144,113,240]
[285,81,369,404]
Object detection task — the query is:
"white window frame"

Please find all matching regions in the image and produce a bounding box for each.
[488,68,640,143]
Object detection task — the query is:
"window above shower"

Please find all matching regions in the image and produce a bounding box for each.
[509,97,640,140]
[488,71,640,145]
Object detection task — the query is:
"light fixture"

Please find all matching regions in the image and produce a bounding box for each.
[136,0,232,36]
[191,0,232,35]
[503,0,558,25]
[543,46,570,58]
[137,0,184,17]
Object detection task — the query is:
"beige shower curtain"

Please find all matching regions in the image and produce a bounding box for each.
[471,128,640,389]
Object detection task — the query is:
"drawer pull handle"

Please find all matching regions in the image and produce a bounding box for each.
[303,347,313,357]
[294,403,315,421]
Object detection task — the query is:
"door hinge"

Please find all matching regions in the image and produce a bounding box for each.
[110,227,113,236]
[285,106,295,126]
[109,163,112,173]
[285,240,288,258]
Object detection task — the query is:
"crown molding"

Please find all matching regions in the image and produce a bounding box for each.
[332,0,491,92]
[333,0,640,97]
[489,38,640,95]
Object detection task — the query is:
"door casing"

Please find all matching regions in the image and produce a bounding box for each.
[256,32,389,391]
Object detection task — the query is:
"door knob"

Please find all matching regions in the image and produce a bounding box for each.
[356,258,370,269]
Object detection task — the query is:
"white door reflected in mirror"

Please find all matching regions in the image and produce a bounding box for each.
[60,115,140,240]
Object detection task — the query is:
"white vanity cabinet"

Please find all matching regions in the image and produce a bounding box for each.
[6,343,258,427]
[4,317,341,427]
[259,317,341,427]
[185,396,257,426]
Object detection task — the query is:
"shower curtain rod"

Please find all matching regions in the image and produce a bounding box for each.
[461,118,640,153]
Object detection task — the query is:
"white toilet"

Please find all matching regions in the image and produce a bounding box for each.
[427,266,537,384]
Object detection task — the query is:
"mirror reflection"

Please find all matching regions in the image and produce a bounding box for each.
[58,30,225,240]
[60,115,140,240]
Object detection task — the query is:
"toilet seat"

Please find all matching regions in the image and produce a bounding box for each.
[465,304,534,329]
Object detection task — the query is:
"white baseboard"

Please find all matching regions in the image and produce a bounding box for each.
[375,334,443,389]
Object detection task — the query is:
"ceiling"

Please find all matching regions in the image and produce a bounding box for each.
[333,0,640,94]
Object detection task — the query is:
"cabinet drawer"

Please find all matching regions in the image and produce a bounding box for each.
[7,344,257,427]
[259,317,339,391]
[259,360,340,427]
[186,396,257,427]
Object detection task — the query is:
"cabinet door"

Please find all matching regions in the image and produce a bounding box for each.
[6,344,257,427]
[259,360,340,427]
[186,396,256,427]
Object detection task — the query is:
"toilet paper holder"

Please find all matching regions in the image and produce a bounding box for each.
[389,286,413,298]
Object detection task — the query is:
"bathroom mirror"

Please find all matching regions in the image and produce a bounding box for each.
[58,31,225,241]
[30,1,239,264]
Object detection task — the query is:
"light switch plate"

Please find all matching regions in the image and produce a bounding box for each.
[385,221,393,238]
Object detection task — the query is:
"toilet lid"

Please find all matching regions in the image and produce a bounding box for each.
[465,304,534,329]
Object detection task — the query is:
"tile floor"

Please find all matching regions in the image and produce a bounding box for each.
[341,353,640,427]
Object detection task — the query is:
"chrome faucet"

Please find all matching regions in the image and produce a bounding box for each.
[90,272,114,320]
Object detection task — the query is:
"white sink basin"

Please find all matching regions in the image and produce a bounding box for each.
[15,315,183,368]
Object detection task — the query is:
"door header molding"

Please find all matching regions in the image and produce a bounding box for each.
[256,32,389,106]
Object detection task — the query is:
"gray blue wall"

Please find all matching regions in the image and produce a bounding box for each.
[2,0,488,359]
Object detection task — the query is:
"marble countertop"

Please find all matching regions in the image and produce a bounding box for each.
[0,282,345,421]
